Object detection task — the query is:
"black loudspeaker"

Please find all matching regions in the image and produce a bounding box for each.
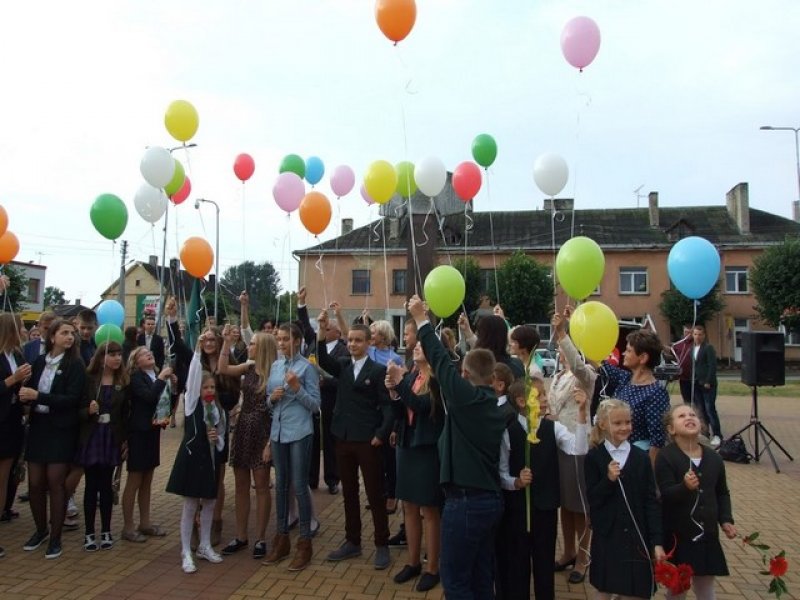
[741,332,785,387]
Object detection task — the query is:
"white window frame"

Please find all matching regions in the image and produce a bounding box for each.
[724,266,749,294]
[619,267,649,295]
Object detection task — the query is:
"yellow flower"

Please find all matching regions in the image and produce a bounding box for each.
[526,386,540,444]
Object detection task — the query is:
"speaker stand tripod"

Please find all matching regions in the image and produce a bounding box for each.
[727,386,794,473]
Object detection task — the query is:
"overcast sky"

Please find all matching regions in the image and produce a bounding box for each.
[1,0,798,306]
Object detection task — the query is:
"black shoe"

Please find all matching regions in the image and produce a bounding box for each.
[327,483,339,495]
[387,526,407,547]
[252,540,266,560]
[17,492,29,502]
[393,563,422,584]
[0,509,19,522]
[23,529,49,551]
[568,567,587,584]
[554,556,576,572]
[222,538,248,555]
[416,572,440,592]
[44,539,63,559]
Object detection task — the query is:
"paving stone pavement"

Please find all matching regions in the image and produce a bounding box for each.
[0,393,797,599]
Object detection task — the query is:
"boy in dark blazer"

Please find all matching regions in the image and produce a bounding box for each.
[137,315,165,371]
[316,310,393,570]
[692,324,721,446]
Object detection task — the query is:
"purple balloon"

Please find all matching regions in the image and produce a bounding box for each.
[272,172,305,213]
[360,184,375,206]
[560,16,601,71]
[330,165,355,197]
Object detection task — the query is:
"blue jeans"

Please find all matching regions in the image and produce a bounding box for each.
[695,384,722,437]
[272,434,313,538]
[440,489,504,600]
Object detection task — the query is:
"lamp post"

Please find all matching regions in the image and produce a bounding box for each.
[760,125,800,220]
[194,198,220,320]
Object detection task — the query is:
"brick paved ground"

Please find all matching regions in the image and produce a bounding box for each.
[1,393,797,599]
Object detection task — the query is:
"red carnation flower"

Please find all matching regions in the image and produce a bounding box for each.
[770,555,788,578]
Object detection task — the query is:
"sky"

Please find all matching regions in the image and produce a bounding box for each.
[1,0,799,307]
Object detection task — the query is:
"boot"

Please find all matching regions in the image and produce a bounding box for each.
[287,538,312,572]
[262,533,290,565]
[211,519,222,547]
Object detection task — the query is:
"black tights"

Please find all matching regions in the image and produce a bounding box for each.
[84,464,114,535]
[27,462,69,541]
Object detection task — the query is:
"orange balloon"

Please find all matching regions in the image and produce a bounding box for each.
[375,0,417,44]
[180,236,214,279]
[0,206,8,238]
[299,192,332,236]
[0,230,19,264]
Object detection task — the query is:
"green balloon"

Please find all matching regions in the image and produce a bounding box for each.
[90,193,128,240]
[555,236,605,300]
[164,159,185,197]
[94,323,124,346]
[424,265,466,318]
[395,161,417,198]
[279,154,305,179]
[471,133,498,168]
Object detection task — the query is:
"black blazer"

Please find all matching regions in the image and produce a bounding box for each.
[655,442,733,543]
[166,319,193,395]
[0,350,25,424]
[78,376,128,448]
[320,338,350,399]
[585,443,662,550]
[127,370,166,433]
[318,343,393,443]
[28,354,86,430]
[137,333,165,371]
[393,371,444,448]
[693,343,717,387]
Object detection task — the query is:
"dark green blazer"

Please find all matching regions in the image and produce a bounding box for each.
[394,371,444,448]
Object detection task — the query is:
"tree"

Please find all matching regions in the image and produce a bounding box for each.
[659,284,725,338]
[0,264,28,313]
[43,286,66,308]
[750,239,800,329]
[496,251,553,326]
[219,261,282,326]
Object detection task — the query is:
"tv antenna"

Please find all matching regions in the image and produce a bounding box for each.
[633,185,646,208]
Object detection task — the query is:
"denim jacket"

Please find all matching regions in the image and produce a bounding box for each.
[266,353,321,443]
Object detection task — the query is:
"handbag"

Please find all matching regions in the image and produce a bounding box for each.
[152,379,172,428]
[718,435,752,464]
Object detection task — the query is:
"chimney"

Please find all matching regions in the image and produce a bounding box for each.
[648,192,659,227]
[389,217,400,240]
[148,255,158,268]
[726,182,750,234]
[794,200,800,222]
[341,218,353,235]
[74,298,81,306]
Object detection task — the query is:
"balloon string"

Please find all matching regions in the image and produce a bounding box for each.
[365,204,374,313]
[314,242,329,310]
[197,280,209,329]
[551,196,558,314]
[381,217,390,320]
[690,300,698,407]
[433,203,468,325]
[182,144,194,179]
[402,200,422,298]
[485,170,500,305]
[331,198,341,284]
[242,183,248,291]
[416,202,432,248]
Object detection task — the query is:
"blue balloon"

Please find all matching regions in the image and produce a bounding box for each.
[96,299,125,327]
[305,156,325,185]
[667,236,721,299]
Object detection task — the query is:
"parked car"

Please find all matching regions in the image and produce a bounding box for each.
[534,348,558,377]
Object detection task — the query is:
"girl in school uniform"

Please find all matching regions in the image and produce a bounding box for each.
[585,398,665,600]
[655,404,737,599]
[19,318,86,560]
[166,343,226,573]
[77,341,129,551]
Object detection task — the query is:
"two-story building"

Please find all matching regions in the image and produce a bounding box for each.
[14,260,47,323]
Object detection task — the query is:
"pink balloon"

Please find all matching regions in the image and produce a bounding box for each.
[272,172,305,212]
[360,184,375,206]
[234,153,256,181]
[452,161,482,202]
[560,16,601,71]
[171,176,191,204]
[330,165,356,197]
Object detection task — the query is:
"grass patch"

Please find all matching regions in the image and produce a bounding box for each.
[714,380,800,397]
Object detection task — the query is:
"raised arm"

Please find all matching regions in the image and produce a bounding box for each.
[239,291,253,344]
[219,324,251,377]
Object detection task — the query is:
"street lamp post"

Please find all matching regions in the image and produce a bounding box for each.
[195,198,220,321]
[760,125,800,220]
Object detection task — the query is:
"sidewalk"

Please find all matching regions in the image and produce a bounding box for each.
[0,393,797,599]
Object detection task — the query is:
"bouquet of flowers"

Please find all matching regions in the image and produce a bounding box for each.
[742,532,789,598]
[655,559,693,596]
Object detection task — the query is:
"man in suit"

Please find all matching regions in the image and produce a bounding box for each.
[316,310,393,570]
[23,312,55,364]
[693,324,721,447]
[76,309,98,365]
[137,314,165,371]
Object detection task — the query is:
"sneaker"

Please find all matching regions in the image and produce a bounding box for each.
[252,540,266,560]
[710,435,721,448]
[182,551,197,574]
[326,540,362,561]
[100,532,114,550]
[63,517,79,531]
[66,496,78,519]
[374,545,390,570]
[196,545,223,563]
[23,529,49,551]
[221,538,248,556]
[393,563,422,583]
[44,539,63,559]
[388,525,407,547]
[416,572,440,592]
[84,534,98,552]
[327,483,339,495]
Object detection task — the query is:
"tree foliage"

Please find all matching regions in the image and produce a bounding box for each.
[496,251,553,326]
[750,240,800,328]
[219,261,282,326]
[448,257,484,324]
[0,264,28,313]
[43,286,66,308]
[659,284,725,338]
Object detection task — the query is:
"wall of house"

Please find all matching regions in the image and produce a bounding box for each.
[102,263,162,328]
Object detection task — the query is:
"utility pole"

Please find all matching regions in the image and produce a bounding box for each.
[118,240,128,306]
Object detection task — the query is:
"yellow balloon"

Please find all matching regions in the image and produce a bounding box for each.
[364,160,397,205]
[165,100,199,142]
[569,301,619,362]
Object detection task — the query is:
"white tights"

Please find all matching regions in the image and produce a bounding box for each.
[666,575,716,600]
[180,497,216,554]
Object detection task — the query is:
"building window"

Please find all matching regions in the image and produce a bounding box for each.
[352,269,371,295]
[27,278,40,303]
[392,269,407,295]
[619,267,648,294]
[532,323,552,343]
[781,325,800,347]
[479,269,495,294]
[135,279,141,287]
[725,266,748,294]
[392,315,406,349]
[591,284,601,296]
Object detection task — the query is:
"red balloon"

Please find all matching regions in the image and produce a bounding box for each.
[171,176,191,204]
[234,153,255,182]
[452,161,482,202]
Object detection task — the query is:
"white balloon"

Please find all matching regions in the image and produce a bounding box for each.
[533,152,569,197]
[134,183,167,223]
[140,146,175,188]
[414,156,447,198]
